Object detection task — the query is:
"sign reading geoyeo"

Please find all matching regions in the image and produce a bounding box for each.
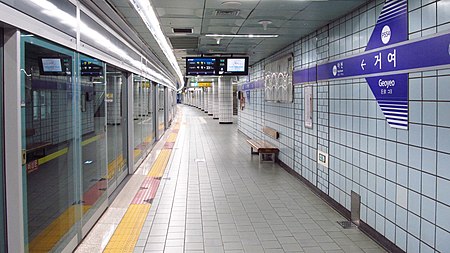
[295,0,412,129]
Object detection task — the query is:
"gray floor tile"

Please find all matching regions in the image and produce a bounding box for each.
[163,247,183,253]
[132,107,386,253]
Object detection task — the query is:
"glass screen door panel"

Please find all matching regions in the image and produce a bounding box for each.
[0,28,6,252]
[106,65,128,192]
[79,54,107,224]
[21,35,79,252]
[157,84,165,139]
[133,75,144,164]
[141,78,154,152]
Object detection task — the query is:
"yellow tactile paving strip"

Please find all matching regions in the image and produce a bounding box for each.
[147,149,171,178]
[29,150,123,251]
[103,120,179,253]
[28,205,91,252]
[167,133,177,143]
[103,204,151,253]
[28,123,177,251]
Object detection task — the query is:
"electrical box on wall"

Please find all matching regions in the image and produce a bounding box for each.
[317,150,328,169]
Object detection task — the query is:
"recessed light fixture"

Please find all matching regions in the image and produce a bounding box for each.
[84,160,93,164]
[221,1,242,7]
[258,20,272,31]
[205,34,279,38]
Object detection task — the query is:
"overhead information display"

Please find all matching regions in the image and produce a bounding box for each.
[186,57,248,76]
[186,58,217,76]
[39,57,72,76]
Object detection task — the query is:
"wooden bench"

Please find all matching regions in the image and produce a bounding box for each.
[247,139,279,162]
[247,126,280,162]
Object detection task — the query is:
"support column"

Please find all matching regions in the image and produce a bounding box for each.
[195,90,199,108]
[212,80,219,119]
[200,89,204,111]
[218,76,233,124]
[207,87,213,116]
[204,88,208,113]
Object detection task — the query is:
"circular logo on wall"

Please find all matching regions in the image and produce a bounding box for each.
[381,25,391,44]
[332,65,337,76]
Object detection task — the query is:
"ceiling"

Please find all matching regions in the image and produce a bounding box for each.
[150,0,369,73]
[104,0,369,83]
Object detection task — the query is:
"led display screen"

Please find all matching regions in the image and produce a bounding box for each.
[186,57,248,76]
[41,58,62,72]
[39,57,72,76]
[227,58,246,72]
[81,60,103,76]
[186,58,217,76]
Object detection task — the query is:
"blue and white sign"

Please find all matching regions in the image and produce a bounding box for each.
[294,0,416,130]
[366,0,408,129]
[366,74,408,129]
[366,0,407,50]
[239,79,264,91]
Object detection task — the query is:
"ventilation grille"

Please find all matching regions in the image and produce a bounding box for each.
[214,9,240,16]
[169,37,199,49]
[173,28,193,34]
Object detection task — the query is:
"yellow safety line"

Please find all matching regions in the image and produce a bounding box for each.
[103,204,150,253]
[133,149,141,160]
[147,149,171,178]
[34,134,102,166]
[37,148,68,166]
[107,154,124,179]
[81,134,102,147]
[28,205,91,252]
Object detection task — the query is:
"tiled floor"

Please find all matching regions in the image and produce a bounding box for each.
[135,106,385,253]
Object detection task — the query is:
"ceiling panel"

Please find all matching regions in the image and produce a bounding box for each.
[205,26,240,34]
[203,8,253,19]
[156,7,202,18]
[205,0,259,9]
[237,27,278,34]
[151,0,204,9]
[256,0,309,11]
[205,18,246,27]
[159,18,202,26]
[169,37,199,49]
[246,9,299,20]
[110,0,370,78]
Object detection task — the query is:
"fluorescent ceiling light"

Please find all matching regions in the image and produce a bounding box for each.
[130,0,184,86]
[205,34,279,38]
[28,0,177,89]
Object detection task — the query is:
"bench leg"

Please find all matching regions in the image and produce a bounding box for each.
[251,147,258,155]
[259,153,275,163]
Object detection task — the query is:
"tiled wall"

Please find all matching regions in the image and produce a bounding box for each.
[238,0,450,252]
[26,83,95,146]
